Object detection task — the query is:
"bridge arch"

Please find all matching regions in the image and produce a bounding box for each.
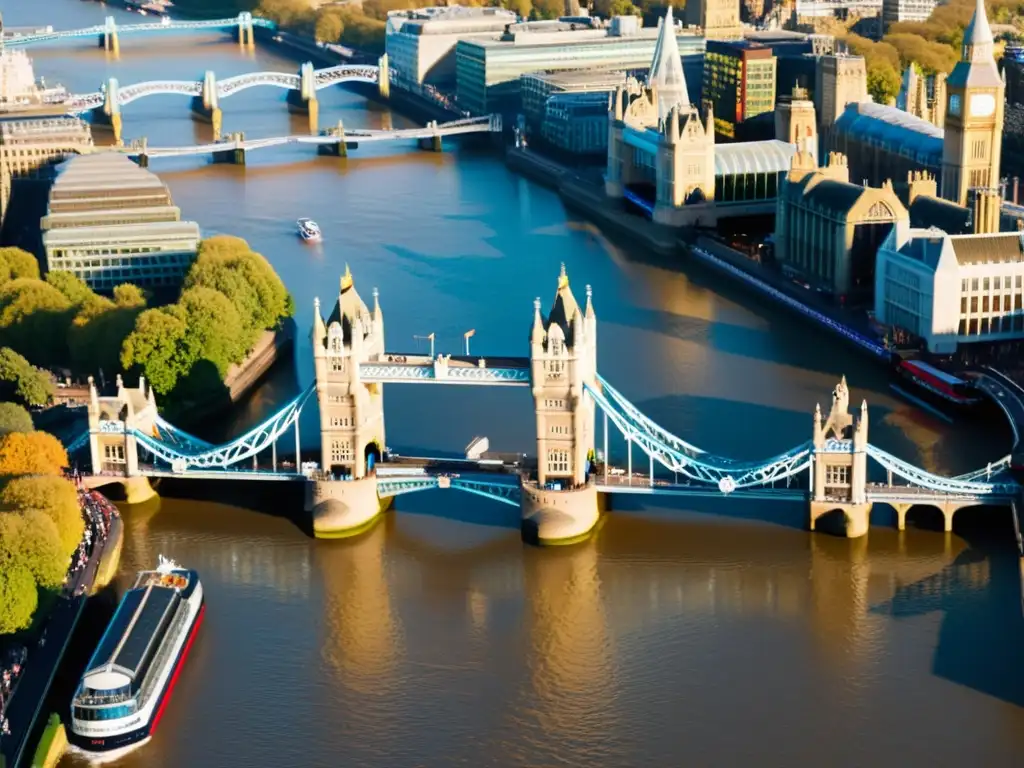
[902,503,949,532]
[364,440,382,473]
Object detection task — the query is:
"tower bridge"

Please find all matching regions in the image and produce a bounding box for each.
[76,266,1021,545]
[73,58,394,145]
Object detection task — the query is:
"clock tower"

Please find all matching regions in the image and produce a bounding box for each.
[941,0,1004,206]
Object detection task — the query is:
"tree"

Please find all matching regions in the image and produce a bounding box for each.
[0,432,69,477]
[178,286,247,375]
[866,60,901,105]
[0,562,37,634]
[0,279,72,367]
[120,307,193,395]
[0,402,33,435]
[1,474,83,557]
[0,247,41,283]
[46,271,97,307]
[113,283,146,309]
[68,291,146,377]
[315,8,344,43]
[0,347,54,407]
[0,510,66,590]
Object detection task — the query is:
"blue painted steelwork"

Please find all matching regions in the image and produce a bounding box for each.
[864,444,1018,496]
[359,362,530,386]
[152,416,213,452]
[4,15,276,48]
[377,475,521,506]
[623,189,654,217]
[130,384,314,472]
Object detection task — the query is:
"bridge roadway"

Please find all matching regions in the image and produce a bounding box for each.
[111,117,500,161]
[360,352,530,385]
[2,15,275,48]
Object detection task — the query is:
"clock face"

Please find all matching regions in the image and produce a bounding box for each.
[949,94,962,116]
[970,93,996,117]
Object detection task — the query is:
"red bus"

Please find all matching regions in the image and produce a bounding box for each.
[896,359,978,407]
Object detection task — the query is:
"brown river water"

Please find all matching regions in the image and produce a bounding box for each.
[5,2,1024,764]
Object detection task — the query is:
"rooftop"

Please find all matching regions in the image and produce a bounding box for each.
[909,195,972,234]
[42,219,201,246]
[466,23,704,50]
[84,585,180,685]
[833,101,943,164]
[949,232,1024,265]
[714,140,797,177]
[525,69,626,88]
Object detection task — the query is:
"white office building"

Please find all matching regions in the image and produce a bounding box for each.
[875,221,1024,354]
[385,6,518,88]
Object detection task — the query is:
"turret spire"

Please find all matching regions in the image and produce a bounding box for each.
[648,5,689,120]
[963,0,994,63]
[585,284,595,319]
[531,297,545,344]
[340,264,353,292]
[558,262,568,289]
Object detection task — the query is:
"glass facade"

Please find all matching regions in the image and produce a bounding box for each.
[702,41,776,139]
[456,34,706,115]
[542,92,611,155]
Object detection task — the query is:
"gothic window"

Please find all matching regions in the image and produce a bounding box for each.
[550,337,563,356]
[331,358,345,373]
[328,325,344,356]
[103,444,125,462]
[330,440,353,463]
[548,360,564,377]
[866,202,892,220]
[548,449,570,475]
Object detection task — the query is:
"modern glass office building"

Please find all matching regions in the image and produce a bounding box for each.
[542,91,614,155]
[703,39,776,139]
[456,17,706,115]
[41,154,200,290]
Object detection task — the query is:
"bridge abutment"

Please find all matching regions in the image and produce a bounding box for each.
[99,17,119,56]
[377,54,390,99]
[287,62,319,134]
[520,480,600,545]
[809,501,872,538]
[237,12,255,48]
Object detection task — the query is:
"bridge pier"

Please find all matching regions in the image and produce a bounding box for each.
[377,53,390,99]
[305,475,391,538]
[92,77,123,146]
[317,121,349,158]
[99,16,119,56]
[191,70,223,140]
[237,11,255,49]
[521,480,600,545]
[418,126,443,153]
[212,133,246,165]
[286,62,319,134]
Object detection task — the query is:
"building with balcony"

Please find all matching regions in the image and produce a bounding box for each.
[41,153,200,290]
[455,14,705,116]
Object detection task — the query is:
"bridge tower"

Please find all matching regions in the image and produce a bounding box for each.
[522,265,600,544]
[93,77,124,146]
[237,11,255,49]
[286,61,319,134]
[85,375,157,504]
[191,70,223,140]
[307,267,388,538]
[99,16,119,56]
[809,377,872,537]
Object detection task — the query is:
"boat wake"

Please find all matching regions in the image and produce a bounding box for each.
[65,738,151,765]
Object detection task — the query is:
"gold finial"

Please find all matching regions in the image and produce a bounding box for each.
[557,262,568,289]
[340,264,353,291]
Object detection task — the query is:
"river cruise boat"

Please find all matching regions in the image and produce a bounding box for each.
[297,218,322,242]
[69,557,205,756]
[892,358,980,415]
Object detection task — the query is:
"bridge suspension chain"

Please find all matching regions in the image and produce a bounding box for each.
[864,444,1018,496]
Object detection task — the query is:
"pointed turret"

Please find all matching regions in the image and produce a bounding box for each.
[647,6,689,121]
[531,297,545,345]
[88,376,99,410]
[584,284,595,321]
[964,0,994,62]
[813,402,823,445]
[312,296,326,351]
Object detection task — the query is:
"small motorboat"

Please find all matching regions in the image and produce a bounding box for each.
[297,218,321,243]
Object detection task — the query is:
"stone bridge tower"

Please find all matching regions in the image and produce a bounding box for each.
[530,264,597,487]
[809,376,871,537]
[85,374,158,504]
[312,266,386,479]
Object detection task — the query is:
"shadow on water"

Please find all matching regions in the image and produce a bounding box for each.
[871,508,1024,707]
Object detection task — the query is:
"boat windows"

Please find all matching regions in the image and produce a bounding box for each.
[77,685,133,705]
[73,702,137,721]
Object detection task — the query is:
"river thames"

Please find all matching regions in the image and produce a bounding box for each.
[7,2,1024,764]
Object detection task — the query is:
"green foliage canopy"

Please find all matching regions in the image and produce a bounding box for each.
[1,474,83,557]
[0,347,53,407]
[0,402,33,435]
[0,561,38,634]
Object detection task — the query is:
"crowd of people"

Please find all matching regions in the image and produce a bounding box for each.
[0,646,27,741]
[66,479,120,596]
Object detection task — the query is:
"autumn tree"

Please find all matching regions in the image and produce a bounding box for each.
[0,278,72,367]
[1,474,83,557]
[0,510,67,590]
[0,347,53,407]
[315,8,345,43]
[0,431,69,477]
[0,247,41,283]
[68,284,147,376]
[0,402,33,435]
[0,561,37,634]
[178,286,247,375]
[46,271,98,307]
[121,306,193,395]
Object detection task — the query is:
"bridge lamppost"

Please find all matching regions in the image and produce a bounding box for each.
[464,329,475,356]
[414,333,435,359]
